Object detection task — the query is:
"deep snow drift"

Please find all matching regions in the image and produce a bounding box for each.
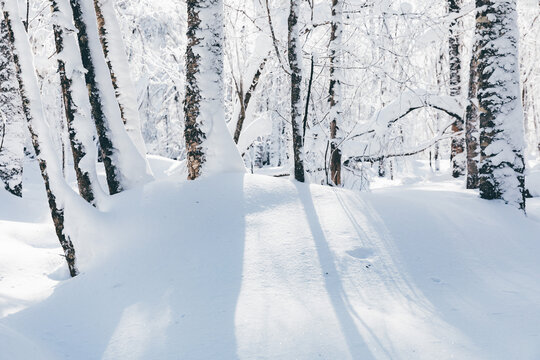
[1,157,540,359]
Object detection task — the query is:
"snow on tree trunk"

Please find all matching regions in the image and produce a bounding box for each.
[1,1,78,276]
[448,0,466,178]
[50,0,105,206]
[329,0,342,186]
[288,0,305,183]
[476,0,526,210]
[233,57,267,144]
[465,41,480,189]
[69,0,153,195]
[93,0,150,163]
[184,0,245,180]
[0,16,23,197]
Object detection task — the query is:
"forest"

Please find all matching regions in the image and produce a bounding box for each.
[0,0,539,359]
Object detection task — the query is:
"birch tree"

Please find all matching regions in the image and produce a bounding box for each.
[0,15,23,197]
[328,0,343,186]
[2,1,78,275]
[476,0,526,209]
[93,0,149,160]
[50,0,104,205]
[465,41,479,189]
[69,0,152,195]
[184,0,244,180]
[288,0,304,182]
[448,0,466,178]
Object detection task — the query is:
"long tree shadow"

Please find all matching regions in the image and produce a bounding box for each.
[295,183,376,359]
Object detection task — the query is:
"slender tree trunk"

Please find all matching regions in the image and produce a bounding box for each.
[93,0,150,161]
[434,49,446,173]
[434,114,441,171]
[2,1,78,276]
[329,0,342,186]
[184,0,244,180]
[448,0,466,178]
[233,57,267,144]
[534,95,540,153]
[288,0,305,182]
[50,0,104,205]
[0,16,23,196]
[69,0,152,195]
[477,0,525,210]
[465,41,480,189]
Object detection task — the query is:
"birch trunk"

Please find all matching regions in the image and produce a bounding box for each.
[2,1,78,276]
[233,57,267,144]
[448,0,466,178]
[288,0,305,182]
[0,16,23,196]
[329,0,343,186]
[184,0,244,180]
[50,0,104,205]
[93,0,150,162]
[69,0,152,195]
[476,0,526,210]
[465,41,480,189]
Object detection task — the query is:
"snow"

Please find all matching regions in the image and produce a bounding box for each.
[1,156,540,359]
[527,160,540,197]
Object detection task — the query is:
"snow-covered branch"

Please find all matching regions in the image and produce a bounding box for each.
[344,123,459,165]
[348,90,463,140]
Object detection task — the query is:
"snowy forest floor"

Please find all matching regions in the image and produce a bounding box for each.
[1,157,540,360]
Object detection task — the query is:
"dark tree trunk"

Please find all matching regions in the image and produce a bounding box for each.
[69,0,152,193]
[329,0,342,186]
[184,0,242,179]
[448,0,465,178]
[184,0,206,180]
[465,42,480,189]
[233,57,267,144]
[69,0,123,194]
[93,0,148,158]
[288,0,305,182]
[50,0,100,205]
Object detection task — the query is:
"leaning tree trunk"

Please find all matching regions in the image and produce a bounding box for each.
[93,0,150,162]
[0,16,24,196]
[288,0,305,182]
[465,41,480,189]
[69,0,152,195]
[448,0,466,178]
[50,0,104,206]
[1,1,78,276]
[328,0,343,186]
[184,0,245,180]
[233,57,267,144]
[476,0,526,210]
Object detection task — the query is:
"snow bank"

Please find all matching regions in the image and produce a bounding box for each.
[1,157,540,359]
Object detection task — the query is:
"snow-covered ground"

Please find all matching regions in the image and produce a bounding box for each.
[1,157,540,359]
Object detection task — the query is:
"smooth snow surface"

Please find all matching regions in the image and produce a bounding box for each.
[1,157,540,359]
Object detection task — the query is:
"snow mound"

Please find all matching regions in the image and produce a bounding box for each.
[1,158,540,359]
